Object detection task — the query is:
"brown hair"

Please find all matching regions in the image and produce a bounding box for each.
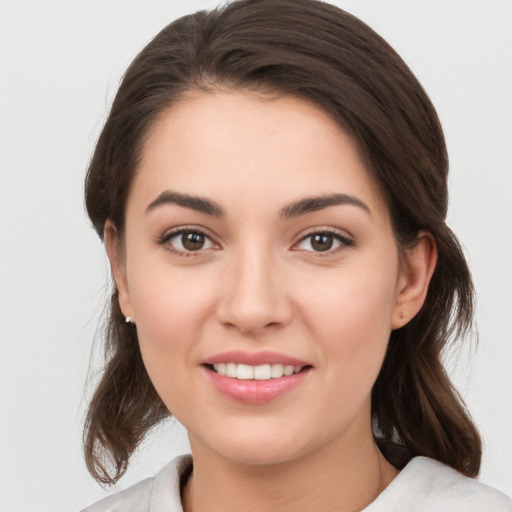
[84,0,481,485]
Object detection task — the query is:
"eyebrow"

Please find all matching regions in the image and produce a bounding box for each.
[145,190,371,219]
[280,193,372,219]
[146,190,224,217]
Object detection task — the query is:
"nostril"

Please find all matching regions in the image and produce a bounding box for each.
[215,280,293,334]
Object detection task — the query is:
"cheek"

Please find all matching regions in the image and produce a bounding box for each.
[134,282,215,351]
[299,259,398,385]
[303,262,396,333]
[126,258,217,397]
[126,237,215,341]
[131,282,211,418]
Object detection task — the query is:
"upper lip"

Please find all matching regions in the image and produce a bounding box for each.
[203,350,310,367]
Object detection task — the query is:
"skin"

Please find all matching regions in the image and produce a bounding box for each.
[106,91,437,512]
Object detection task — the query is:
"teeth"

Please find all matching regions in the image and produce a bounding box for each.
[271,364,284,378]
[254,364,271,380]
[226,363,237,378]
[212,363,303,380]
[236,364,254,380]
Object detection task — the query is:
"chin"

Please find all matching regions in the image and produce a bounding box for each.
[190,422,324,468]
[217,442,303,467]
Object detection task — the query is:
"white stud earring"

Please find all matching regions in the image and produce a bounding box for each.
[125,316,132,323]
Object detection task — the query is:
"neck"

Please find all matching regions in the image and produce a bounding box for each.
[181,426,398,512]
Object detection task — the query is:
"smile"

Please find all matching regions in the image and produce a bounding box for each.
[202,352,312,404]
[211,363,304,380]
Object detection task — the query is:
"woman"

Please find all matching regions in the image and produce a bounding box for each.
[81,0,511,510]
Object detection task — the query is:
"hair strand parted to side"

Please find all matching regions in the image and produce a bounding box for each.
[84,0,480,485]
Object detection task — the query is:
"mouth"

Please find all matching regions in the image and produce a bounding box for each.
[205,363,310,381]
[201,351,312,403]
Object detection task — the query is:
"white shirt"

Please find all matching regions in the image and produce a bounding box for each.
[81,454,512,511]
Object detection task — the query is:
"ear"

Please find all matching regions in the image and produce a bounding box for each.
[391,231,437,329]
[104,219,134,321]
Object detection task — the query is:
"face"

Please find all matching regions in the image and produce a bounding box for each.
[111,91,413,466]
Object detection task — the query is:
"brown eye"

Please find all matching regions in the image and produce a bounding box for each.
[165,230,215,254]
[182,232,206,251]
[310,234,334,252]
[296,231,351,253]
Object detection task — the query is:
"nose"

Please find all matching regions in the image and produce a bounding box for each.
[216,248,293,335]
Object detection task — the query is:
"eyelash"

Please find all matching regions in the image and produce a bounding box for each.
[157,226,219,257]
[295,229,354,255]
[157,227,354,257]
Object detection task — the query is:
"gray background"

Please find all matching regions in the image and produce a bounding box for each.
[1,1,511,510]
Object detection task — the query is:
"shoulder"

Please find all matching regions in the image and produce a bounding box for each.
[80,477,154,512]
[366,456,512,512]
[80,454,192,512]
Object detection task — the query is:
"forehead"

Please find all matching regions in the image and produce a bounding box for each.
[132,90,387,219]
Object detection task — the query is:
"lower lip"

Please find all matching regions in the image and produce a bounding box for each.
[203,366,311,405]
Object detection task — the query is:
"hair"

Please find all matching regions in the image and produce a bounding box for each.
[83,0,481,485]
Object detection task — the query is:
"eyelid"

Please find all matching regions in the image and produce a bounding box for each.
[292,227,354,254]
[156,225,353,256]
[157,225,220,256]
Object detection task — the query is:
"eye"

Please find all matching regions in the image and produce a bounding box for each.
[160,229,216,255]
[295,231,352,253]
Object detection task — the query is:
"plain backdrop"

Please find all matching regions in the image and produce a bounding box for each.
[0,1,511,510]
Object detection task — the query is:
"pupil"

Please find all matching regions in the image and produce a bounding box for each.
[311,234,333,251]
[182,232,205,251]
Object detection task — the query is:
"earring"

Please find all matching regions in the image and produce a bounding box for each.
[125,316,132,323]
